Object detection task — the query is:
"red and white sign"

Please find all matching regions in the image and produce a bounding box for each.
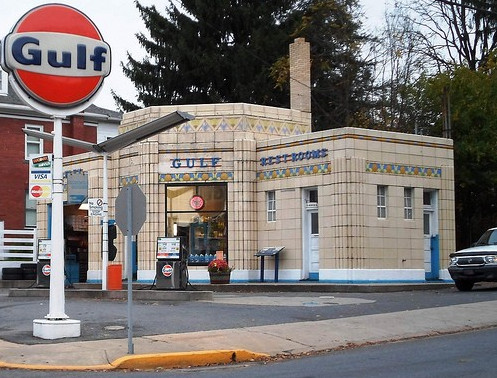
[1,4,111,116]
[31,185,44,198]
[162,264,173,278]
[42,264,51,276]
[190,195,205,210]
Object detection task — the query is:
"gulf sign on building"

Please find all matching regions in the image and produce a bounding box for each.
[1,4,111,115]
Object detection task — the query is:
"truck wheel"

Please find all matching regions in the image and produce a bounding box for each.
[454,280,474,291]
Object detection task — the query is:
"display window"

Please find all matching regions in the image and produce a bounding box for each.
[165,183,227,265]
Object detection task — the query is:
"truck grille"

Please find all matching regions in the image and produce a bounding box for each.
[457,256,485,266]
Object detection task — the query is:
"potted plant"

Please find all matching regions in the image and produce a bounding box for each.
[207,259,232,284]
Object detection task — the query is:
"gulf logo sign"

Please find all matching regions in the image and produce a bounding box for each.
[42,264,51,276]
[1,4,111,115]
[162,264,173,278]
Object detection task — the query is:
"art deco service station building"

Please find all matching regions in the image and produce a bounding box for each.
[36,39,455,285]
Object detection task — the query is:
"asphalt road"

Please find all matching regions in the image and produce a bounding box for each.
[1,283,497,345]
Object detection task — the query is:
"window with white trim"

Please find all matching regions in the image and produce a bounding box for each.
[377,185,387,219]
[266,191,276,222]
[25,125,44,160]
[25,190,37,228]
[404,187,414,220]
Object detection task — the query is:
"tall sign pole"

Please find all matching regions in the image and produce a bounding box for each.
[102,153,109,290]
[115,184,147,354]
[47,117,67,319]
[1,4,111,339]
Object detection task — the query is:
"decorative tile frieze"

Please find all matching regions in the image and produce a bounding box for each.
[366,162,442,177]
[257,163,331,181]
[175,116,308,136]
[159,171,234,183]
[120,175,139,187]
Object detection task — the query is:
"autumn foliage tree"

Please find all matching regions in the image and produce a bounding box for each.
[424,56,497,248]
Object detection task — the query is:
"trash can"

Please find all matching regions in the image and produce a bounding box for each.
[107,264,122,290]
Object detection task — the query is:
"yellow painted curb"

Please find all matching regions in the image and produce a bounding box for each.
[0,361,112,371]
[0,349,268,371]
[111,349,269,370]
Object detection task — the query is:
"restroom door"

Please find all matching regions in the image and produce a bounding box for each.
[423,191,439,280]
[308,210,319,279]
[303,188,319,280]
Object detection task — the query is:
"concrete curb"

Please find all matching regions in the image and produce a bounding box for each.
[0,349,269,371]
[111,349,269,370]
[7,288,213,301]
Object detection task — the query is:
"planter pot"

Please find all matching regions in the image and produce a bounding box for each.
[209,272,231,284]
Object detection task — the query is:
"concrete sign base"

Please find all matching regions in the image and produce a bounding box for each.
[33,319,81,340]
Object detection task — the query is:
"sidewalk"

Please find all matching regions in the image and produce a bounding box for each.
[1,297,496,371]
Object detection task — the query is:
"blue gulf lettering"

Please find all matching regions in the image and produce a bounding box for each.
[12,36,41,65]
[77,44,86,69]
[90,46,107,71]
[171,158,181,168]
[47,50,71,68]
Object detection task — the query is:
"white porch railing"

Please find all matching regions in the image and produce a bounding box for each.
[0,221,37,262]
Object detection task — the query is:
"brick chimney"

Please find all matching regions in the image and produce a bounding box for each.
[289,38,311,113]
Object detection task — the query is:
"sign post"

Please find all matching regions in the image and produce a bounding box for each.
[102,154,109,290]
[48,117,67,319]
[115,184,147,354]
[1,4,110,340]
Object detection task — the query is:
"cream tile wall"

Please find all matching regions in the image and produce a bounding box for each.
[256,126,454,280]
[42,105,455,283]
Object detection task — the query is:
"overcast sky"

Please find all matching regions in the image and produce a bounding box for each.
[0,0,387,111]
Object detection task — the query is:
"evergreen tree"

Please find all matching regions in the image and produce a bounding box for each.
[115,0,373,133]
[114,0,300,111]
[292,0,373,131]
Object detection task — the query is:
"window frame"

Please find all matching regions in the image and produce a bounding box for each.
[25,190,37,228]
[25,124,44,160]
[165,183,228,266]
[377,185,387,219]
[266,190,276,222]
[404,187,414,220]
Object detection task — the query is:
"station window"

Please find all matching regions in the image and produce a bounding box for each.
[404,187,413,220]
[267,191,276,222]
[165,183,227,265]
[377,185,387,219]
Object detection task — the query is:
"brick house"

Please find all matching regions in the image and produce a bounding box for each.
[0,70,121,230]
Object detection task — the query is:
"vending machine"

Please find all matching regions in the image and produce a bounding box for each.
[155,237,187,290]
[36,239,51,287]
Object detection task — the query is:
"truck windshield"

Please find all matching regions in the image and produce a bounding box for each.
[475,229,497,246]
